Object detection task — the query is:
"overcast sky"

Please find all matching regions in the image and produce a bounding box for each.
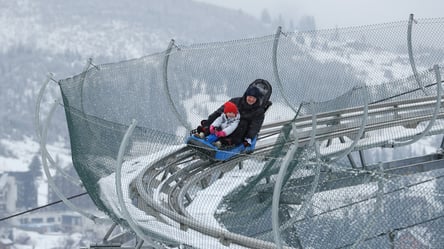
[195,0,443,30]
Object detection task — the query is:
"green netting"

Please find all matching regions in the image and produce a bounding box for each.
[57,17,444,248]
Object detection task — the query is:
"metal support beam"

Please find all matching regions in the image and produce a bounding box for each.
[407,14,426,94]
[162,39,192,131]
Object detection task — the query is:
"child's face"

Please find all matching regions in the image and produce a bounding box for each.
[226,112,236,118]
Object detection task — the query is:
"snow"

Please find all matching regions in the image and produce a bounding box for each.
[12,228,71,249]
[0,137,40,173]
[186,160,265,227]
[97,144,256,248]
[0,137,72,173]
[291,34,427,86]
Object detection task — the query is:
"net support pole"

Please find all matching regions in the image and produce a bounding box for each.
[272,122,299,249]
[390,64,442,147]
[328,85,369,163]
[407,13,427,94]
[440,136,444,150]
[40,100,101,222]
[80,57,93,114]
[279,141,322,236]
[35,74,81,186]
[162,39,192,131]
[338,136,358,168]
[102,223,118,243]
[308,100,317,147]
[115,119,163,248]
[272,26,299,114]
[359,150,367,169]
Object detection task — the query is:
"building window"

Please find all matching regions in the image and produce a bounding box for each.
[31,218,43,223]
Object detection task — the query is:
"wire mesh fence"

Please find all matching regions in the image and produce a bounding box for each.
[55,17,444,248]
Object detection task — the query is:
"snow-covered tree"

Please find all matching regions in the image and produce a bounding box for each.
[260,8,271,25]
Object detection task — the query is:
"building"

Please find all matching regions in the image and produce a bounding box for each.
[14,211,84,233]
[0,173,17,214]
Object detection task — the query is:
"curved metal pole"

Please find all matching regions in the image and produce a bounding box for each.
[35,73,53,138]
[279,141,322,234]
[272,123,299,249]
[34,74,82,186]
[391,64,442,147]
[328,85,369,163]
[162,39,192,131]
[407,14,427,95]
[80,58,93,114]
[115,119,165,249]
[309,100,317,147]
[272,26,299,114]
[40,101,100,221]
[297,142,322,218]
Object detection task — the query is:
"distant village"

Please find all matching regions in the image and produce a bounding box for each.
[0,155,103,248]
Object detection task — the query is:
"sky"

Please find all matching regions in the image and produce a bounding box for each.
[195,0,443,30]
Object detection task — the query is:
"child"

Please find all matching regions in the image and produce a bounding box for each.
[192,79,271,149]
[196,101,240,148]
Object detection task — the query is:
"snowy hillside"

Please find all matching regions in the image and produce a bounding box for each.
[0,0,271,140]
[0,0,270,58]
[0,137,70,172]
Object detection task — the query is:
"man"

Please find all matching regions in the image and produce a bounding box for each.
[198,79,271,147]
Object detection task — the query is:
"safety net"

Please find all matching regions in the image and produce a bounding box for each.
[56,17,444,248]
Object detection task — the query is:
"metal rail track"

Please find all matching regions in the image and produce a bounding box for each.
[128,94,444,248]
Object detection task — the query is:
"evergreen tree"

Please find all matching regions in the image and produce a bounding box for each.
[18,155,42,209]
[29,155,42,178]
[260,9,271,25]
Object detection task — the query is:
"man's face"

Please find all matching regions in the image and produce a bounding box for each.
[246,95,257,105]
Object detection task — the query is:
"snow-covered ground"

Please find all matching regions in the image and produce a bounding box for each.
[11,228,83,249]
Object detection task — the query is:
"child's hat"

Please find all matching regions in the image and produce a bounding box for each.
[224,101,238,115]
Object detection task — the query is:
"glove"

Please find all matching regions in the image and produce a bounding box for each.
[215,130,226,137]
[243,138,252,147]
[209,125,215,134]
